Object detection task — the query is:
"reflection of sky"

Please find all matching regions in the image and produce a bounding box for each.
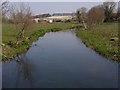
[9,2,104,15]
[2,31,118,88]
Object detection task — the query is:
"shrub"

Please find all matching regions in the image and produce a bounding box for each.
[7,41,16,48]
[50,28,61,32]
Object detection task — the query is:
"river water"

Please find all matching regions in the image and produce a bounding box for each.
[2,30,118,88]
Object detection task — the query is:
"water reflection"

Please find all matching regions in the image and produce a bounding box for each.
[15,54,34,88]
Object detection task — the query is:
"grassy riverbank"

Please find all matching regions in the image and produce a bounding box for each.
[2,22,73,60]
[76,23,119,62]
[2,22,119,62]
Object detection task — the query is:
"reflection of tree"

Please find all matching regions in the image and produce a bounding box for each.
[15,54,33,88]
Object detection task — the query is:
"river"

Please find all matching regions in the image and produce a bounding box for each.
[2,30,118,88]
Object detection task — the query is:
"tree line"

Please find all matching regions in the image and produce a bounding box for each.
[76,1,120,29]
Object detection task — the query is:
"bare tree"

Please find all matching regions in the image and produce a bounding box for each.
[87,5,105,27]
[76,7,87,29]
[76,9,81,23]
[117,1,120,21]
[10,3,32,45]
[103,0,116,22]
[79,7,87,29]
[0,0,9,22]
[2,0,9,16]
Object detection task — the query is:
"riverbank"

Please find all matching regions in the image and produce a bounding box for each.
[2,22,74,61]
[76,23,119,62]
[2,22,119,62]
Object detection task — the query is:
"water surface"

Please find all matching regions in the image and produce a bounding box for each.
[2,30,118,88]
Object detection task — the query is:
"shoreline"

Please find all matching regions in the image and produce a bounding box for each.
[75,23,119,63]
[2,23,119,63]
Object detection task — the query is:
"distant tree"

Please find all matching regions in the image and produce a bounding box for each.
[103,0,116,22]
[76,7,87,29]
[42,13,51,17]
[76,9,81,23]
[1,0,9,16]
[117,1,120,21]
[10,3,32,45]
[87,5,105,27]
[33,13,51,18]
[1,0,9,22]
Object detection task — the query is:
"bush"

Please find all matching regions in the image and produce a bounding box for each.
[21,40,29,46]
[50,28,61,32]
[7,41,16,48]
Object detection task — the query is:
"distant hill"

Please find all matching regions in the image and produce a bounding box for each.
[33,13,51,18]
[33,13,76,18]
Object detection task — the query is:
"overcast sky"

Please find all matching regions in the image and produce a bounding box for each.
[10,2,115,15]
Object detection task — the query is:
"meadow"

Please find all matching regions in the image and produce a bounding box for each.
[2,22,73,44]
[76,23,119,62]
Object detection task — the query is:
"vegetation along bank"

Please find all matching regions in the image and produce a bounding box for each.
[2,22,73,61]
[76,23,119,62]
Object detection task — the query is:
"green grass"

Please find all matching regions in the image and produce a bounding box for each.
[2,22,73,44]
[76,23,119,62]
[2,22,73,60]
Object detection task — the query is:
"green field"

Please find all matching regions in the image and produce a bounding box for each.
[2,22,73,44]
[76,23,119,62]
[2,22,73,60]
